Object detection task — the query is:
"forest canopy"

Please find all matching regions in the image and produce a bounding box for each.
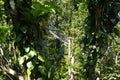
[0,0,120,80]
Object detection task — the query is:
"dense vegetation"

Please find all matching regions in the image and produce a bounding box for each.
[0,0,120,80]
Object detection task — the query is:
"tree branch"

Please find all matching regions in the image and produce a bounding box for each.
[0,44,24,80]
[0,65,23,80]
[49,24,69,44]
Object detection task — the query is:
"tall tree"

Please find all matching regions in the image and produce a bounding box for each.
[84,0,120,80]
[1,0,59,79]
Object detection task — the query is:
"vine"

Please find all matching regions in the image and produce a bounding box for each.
[83,0,120,80]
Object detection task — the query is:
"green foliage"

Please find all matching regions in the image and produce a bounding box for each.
[0,25,9,43]
[0,0,5,24]
[82,0,120,79]
[0,69,6,80]
[0,0,120,80]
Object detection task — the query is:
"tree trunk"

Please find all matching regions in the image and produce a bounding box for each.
[86,0,120,79]
[86,0,106,80]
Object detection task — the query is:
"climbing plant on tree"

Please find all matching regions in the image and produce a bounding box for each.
[3,0,59,79]
[83,0,120,80]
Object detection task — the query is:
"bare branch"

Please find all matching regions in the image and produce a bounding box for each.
[0,44,24,80]
[0,66,23,80]
[49,24,69,44]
